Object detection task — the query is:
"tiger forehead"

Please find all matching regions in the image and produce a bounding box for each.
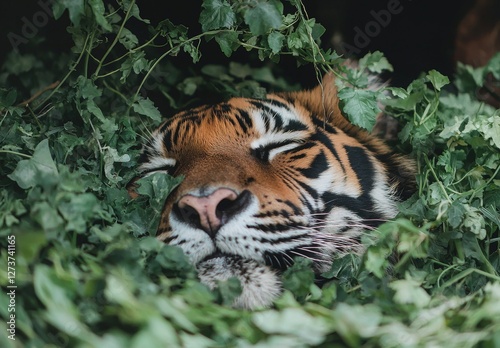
[159,96,312,137]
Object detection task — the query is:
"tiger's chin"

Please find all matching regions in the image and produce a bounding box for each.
[196,255,282,309]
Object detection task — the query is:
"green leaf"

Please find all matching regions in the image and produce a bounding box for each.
[214,31,239,57]
[136,172,183,206]
[244,1,282,36]
[52,0,85,25]
[33,265,77,310]
[389,278,431,308]
[58,193,101,233]
[199,0,236,31]
[122,0,150,24]
[89,0,112,31]
[86,100,106,122]
[485,52,500,80]
[482,115,500,149]
[333,304,381,343]
[0,88,17,108]
[8,139,59,189]
[103,147,131,183]
[253,308,331,345]
[119,28,139,50]
[76,76,102,100]
[359,51,393,73]
[338,87,379,130]
[267,31,285,54]
[455,62,485,92]
[281,258,315,301]
[132,97,162,121]
[447,201,466,229]
[427,69,450,91]
[32,201,64,231]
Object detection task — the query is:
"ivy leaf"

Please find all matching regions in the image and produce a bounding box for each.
[244,1,282,36]
[89,0,112,32]
[338,87,379,130]
[252,308,330,346]
[58,193,101,233]
[8,139,59,189]
[389,278,431,308]
[359,51,393,73]
[0,88,17,107]
[482,115,500,149]
[132,97,162,121]
[119,27,139,50]
[199,0,236,31]
[52,0,85,25]
[455,62,485,92]
[122,0,150,24]
[485,52,500,80]
[103,147,131,183]
[86,100,106,122]
[447,201,466,229]
[268,31,285,54]
[427,70,450,91]
[215,31,239,57]
[76,76,102,100]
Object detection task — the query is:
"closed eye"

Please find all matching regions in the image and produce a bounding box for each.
[139,157,177,175]
[251,140,303,162]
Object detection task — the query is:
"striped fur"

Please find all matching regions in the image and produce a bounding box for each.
[133,74,415,308]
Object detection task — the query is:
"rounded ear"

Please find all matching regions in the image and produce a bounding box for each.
[275,72,347,126]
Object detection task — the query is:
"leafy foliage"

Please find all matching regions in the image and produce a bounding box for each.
[0,0,499,347]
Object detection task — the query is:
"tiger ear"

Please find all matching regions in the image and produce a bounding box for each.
[281,72,347,126]
[310,72,343,122]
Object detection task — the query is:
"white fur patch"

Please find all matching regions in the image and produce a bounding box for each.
[197,256,282,309]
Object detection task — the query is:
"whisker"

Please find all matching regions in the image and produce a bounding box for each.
[289,250,327,264]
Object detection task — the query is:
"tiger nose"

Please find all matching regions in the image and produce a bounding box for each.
[175,188,251,236]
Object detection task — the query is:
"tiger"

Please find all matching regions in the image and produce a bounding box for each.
[128,73,416,309]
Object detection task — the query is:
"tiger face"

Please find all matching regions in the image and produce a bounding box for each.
[130,74,415,309]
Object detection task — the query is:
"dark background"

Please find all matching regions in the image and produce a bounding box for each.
[0,0,488,88]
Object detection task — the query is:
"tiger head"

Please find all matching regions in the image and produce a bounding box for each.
[130,74,415,309]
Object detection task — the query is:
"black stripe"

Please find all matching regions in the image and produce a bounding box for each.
[235,109,252,133]
[296,180,318,212]
[344,146,374,194]
[283,200,302,215]
[299,150,329,179]
[249,100,286,131]
[310,130,346,174]
[321,192,379,226]
[265,98,291,110]
[247,222,303,234]
[289,153,307,161]
[312,116,338,134]
[162,130,172,151]
[283,120,308,132]
[255,209,290,219]
[288,142,316,154]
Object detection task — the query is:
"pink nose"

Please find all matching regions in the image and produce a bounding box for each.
[176,188,249,235]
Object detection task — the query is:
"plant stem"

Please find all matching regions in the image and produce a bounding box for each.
[35,34,91,111]
[0,150,32,158]
[126,29,231,116]
[94,0,136,77]
[424,155,451,203]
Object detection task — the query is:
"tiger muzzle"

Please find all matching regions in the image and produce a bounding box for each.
[173,188,252,236]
